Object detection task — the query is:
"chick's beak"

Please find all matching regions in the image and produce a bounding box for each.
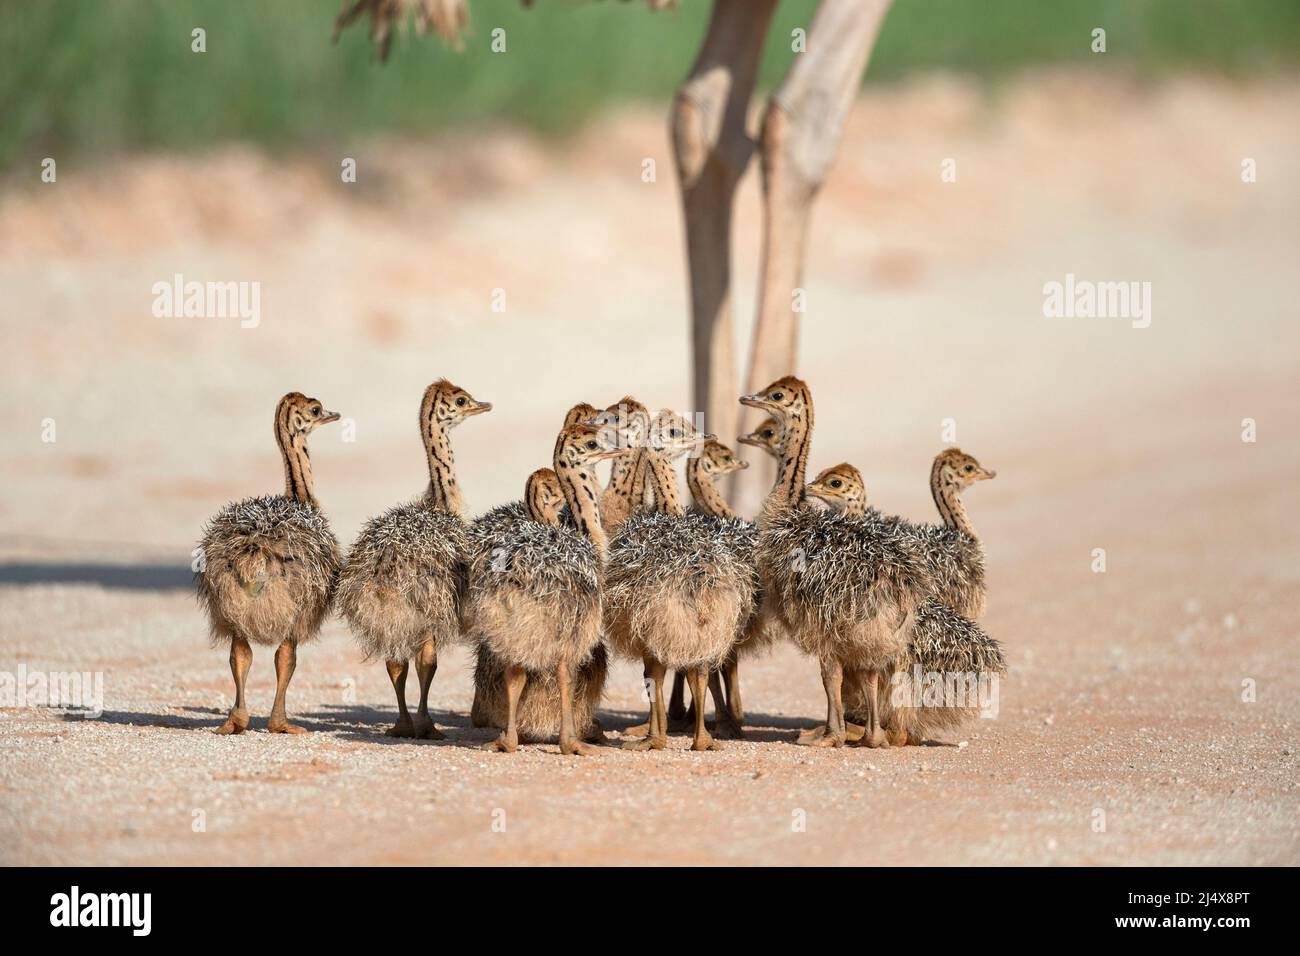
[466,401,493,417]
[739,394,768,410]
[319,410,342,424]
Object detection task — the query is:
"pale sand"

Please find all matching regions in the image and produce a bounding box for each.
[1,71,1297,865]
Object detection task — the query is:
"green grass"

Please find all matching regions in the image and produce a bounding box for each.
[2,0,1298,169]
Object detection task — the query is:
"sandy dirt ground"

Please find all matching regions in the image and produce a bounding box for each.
[1,71,1298,865]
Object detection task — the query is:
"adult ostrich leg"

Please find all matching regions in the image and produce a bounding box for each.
[673,0,778,453]
[333,0,894,507]
[729,0,894,515]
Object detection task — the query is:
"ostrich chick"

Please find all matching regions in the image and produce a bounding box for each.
[804,460,1006,746]
[805,463,869,516]
[674,439,758,738]
[470,466,609,744]
[745,377,934,749]
[467,424,622,755]
[604,414,756,752]
[737,417,783,458]
[337,379,491,738]
[197,392,343,735]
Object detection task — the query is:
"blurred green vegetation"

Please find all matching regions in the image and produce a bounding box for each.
[2,0,1299,168]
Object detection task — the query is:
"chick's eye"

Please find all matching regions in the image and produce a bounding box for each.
[311,406,321,417]
[830,479,842,488]
[964,464,974,472]
[762,430,773,438]
[771,392,784,401]
[670,428,681,438]
[585,440,598,450]
[456,397,467,407]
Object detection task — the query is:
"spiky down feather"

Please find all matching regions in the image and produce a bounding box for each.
[465,503,602,674]
[604,511,756,670]
[336,502,468,662]
[196,495,340,648]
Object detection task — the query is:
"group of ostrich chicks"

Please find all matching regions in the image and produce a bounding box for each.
[197,377,1006,755]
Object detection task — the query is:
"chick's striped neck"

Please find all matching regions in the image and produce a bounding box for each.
[763,395,813,522]
[277,407,318,510]
[838,495,866,519]
[601,443,653,531]
[687,458,736,519]
[556,455,608,559]
[646,450,685,518]
[421,407,463,517]
[525,476,560,528]
[931,460,977,540]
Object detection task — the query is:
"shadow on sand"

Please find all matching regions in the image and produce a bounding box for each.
[0,563,192,591]
[59,709,218,730]
[58,704,957,747]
